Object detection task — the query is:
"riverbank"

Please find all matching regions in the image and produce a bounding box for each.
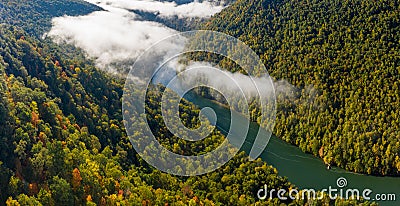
[186,94,400,206]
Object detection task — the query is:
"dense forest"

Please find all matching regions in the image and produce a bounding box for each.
[202,0,400,176]
[0,0,101,37]
[0,24,371,205]
[0,0,395,205]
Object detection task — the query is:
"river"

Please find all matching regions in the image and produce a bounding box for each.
[184,93,400,206]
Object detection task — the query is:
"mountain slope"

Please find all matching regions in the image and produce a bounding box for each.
[0,0,389,204]
[0,25,316,205]
[0,0,101,37]
[203,0,400,176]
[0,7,370,206]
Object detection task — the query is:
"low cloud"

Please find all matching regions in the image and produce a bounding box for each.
[84,0,226,18]
[46,0,226,73]
[171,61,275,100]
[274,79,299,101]
[46,0,302,103]
[47,9,178,72]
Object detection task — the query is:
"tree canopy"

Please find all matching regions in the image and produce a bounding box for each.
[203,0,400,176]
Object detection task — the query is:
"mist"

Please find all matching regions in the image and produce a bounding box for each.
[46,0,228,73]
[167,61,275,99]
[84,0,226,18]
[47,10,178,72]
[46,0,303,102]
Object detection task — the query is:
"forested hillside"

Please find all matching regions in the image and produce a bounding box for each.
[0,0,101,37]
[0,2,331,204]
[203,0,400,176]
[0,25,369,205]
[0,0,395,204]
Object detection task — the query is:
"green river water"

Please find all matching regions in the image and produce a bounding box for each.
[185,94,400,206]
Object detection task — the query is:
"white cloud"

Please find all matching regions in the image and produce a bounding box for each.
[46,0,227,73]
[47,10,178,72]
[84,0,225,18]
[162,61,275,100]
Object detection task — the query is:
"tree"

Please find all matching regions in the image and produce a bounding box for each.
[49,176,73,205]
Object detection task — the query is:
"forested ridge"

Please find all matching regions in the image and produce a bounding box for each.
[0,0,394,205]
[0,0,341,205]
[203,0,400,176]
[0,0,101,37]
[0,25,372,205]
